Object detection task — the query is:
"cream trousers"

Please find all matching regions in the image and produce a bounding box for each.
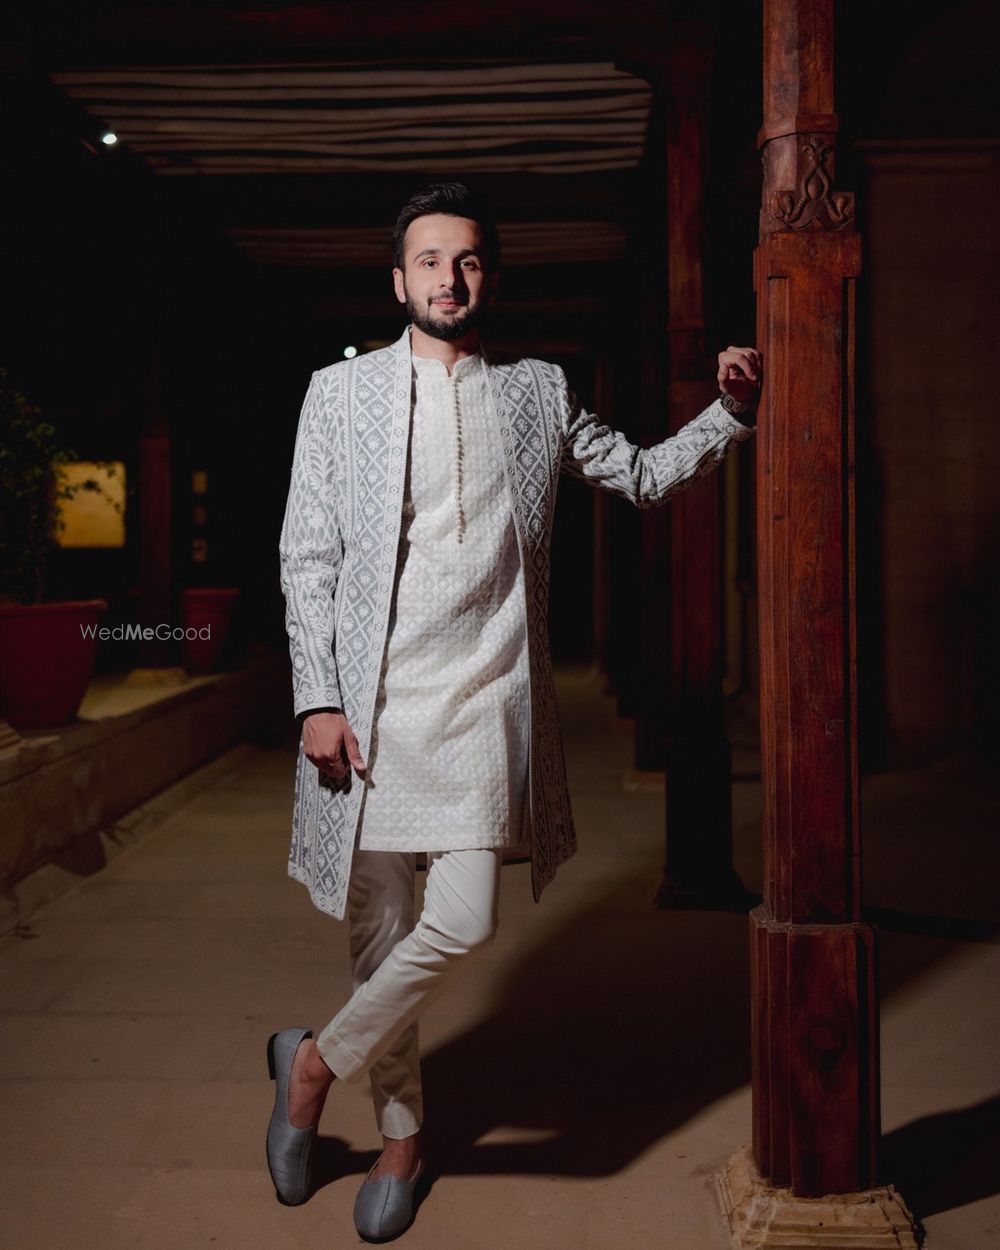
[316,846,503,1139]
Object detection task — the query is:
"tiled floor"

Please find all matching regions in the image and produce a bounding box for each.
[1,668,997,1248]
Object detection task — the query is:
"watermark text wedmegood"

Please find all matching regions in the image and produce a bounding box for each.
[80,622,212,641]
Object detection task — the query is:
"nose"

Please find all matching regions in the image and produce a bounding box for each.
[437,263,466,294]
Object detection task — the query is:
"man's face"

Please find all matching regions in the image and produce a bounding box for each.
[392,213,498,342]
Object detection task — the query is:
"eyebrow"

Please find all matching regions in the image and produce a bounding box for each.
[411,247,481,262]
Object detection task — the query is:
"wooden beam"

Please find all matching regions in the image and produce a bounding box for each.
[101,167,650,234]
[18,2,674,64]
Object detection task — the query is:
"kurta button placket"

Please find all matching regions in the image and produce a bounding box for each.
[451,375,467,544]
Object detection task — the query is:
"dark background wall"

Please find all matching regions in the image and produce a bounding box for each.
[3,0,998,770]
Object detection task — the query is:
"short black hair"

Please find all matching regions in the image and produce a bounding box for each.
[392,181,501,274]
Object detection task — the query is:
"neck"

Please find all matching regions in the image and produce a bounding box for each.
[408,323,481,373]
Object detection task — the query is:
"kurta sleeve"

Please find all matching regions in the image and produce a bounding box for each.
[278,370,345,718]
[556,366,756,509]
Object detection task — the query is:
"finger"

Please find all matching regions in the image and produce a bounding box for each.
[733,350,758,381]
[719,352,740,381]
[344,726,367,771]
[311,757,345,780]
[724,346,761,371]
[720,349,751,375]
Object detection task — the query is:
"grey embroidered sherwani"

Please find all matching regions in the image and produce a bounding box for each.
[279,323,755,921]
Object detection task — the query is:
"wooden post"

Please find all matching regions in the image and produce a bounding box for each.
[656,42,753,910]
[591,352,613,677]
[633,87,672,769]
[717,1,919,1243]
[137,349,174,670]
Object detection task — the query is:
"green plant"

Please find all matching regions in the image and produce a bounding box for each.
[0,367,125,605]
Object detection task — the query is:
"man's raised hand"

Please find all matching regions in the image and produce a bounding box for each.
[718,345,763,405]
[302,711,366,781]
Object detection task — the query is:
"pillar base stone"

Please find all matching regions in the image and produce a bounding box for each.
[716,1147,923,1249]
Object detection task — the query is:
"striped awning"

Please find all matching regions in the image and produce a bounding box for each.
[50,60,653,176]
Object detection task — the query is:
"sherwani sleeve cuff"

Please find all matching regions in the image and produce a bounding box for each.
[294,699,344,724]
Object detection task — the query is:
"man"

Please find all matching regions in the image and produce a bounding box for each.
[269,181,761,1241]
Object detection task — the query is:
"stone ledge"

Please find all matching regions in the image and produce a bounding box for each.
[716,1145,923,1249]
[0,653,289,936]
[0,741,262,942]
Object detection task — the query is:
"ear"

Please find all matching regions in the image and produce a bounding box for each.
[392,267,406,305]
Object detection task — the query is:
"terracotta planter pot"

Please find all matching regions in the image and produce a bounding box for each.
[0,598,107,729]
[182,587,240,675]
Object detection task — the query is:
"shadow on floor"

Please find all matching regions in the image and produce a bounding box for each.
[304,857,750,1189]
[307,859,998,1218]
[882,1093,1000,1218]
[424,883,752,1178]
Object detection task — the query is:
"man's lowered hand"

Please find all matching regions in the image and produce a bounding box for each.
[302,711,367,781]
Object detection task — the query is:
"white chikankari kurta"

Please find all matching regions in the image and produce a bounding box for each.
[355,349,531,852]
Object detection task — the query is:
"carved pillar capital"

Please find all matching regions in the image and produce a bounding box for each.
[760,132,855,237]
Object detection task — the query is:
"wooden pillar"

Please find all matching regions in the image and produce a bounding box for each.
[604,318,644,715]
[591,351,613,678]
[656,41,752,909]
[718,2,919,1243]
[138,349,173,669]
[633,88,672,768]
[752,0,869,1195]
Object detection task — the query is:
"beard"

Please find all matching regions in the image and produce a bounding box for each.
[405,288,490,342]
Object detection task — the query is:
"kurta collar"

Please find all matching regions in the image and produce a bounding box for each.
[412,352,482,380]
[396,322,492,379]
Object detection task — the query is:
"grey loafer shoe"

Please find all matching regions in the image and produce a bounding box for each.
[266,1027,317,1205]
[353,1156,425,1242]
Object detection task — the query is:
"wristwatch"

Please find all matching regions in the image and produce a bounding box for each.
[720,390,758,426]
